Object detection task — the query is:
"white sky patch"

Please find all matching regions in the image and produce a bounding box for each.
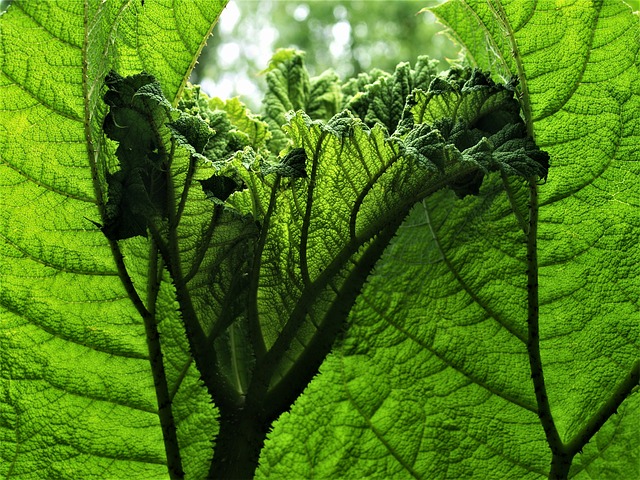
[293,4,310,22]
[256,25,279,66]
[200,77,232,99]
[330,21,351,58]
[245,44,260,61]
[235,76,259,98]
[199,74,259,110]
[218,42,240,68]
[219,1,240,34]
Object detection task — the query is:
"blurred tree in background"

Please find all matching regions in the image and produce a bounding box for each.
[0,0,459,110]
[192,0,460,110]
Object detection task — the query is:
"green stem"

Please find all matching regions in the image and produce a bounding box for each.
[565,360,640,456]
[207,404,268,480]
[263,218,404,423]
[108,239,184,479]
[548,454,573,480]
[486,0,534,138]
[247,177,282,364]
[299,131,328,286]
[525,180,565,475]
[157,166,242,412]
[146,241,185,480]
[526,180,639,480]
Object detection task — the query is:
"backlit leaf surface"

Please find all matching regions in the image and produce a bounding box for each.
[0,0,637,479]
[257,2,640,479]
[0,1,226,478]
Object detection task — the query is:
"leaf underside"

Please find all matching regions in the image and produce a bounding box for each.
[0,1,227,478]
[0,1,637,480]
[256,1,640,479]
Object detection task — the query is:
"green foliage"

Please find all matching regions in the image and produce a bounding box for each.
[191,0,461,107]
[0,2,638,480]
[102,71,175,240]
[259,1,640,479]
[262,49,343,152]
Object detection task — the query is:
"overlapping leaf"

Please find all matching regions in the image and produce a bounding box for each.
[2,0,634,478]
[429,0,640,451]
[0,1,226,478]
[257,1,639,479]
[225,64,547,423]
[344,55,439,133]
[262,49,342,152]
[101,70,261,412]
[93,51,546,478]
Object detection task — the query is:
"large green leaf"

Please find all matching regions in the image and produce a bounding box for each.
[0,1,226,478]
[89,46,544,479]
[258,1,639,479]
[2,0,636,479]
[227,67,546,411]
[262,49,343,153]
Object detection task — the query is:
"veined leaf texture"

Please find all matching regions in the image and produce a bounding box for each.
[0,1,637,479]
